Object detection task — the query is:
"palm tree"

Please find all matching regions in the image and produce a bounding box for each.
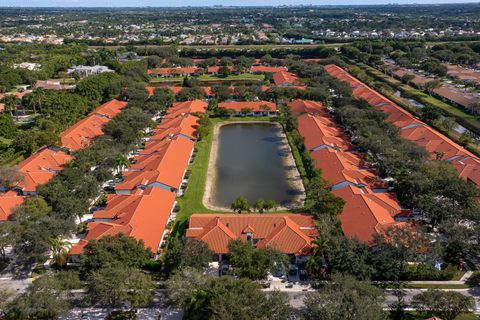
[22,88,45,115]
[31,88,45,115]
[50,238,70,268]
[1,95,20,118]
[305,237,329,279]
[114,155,130,173]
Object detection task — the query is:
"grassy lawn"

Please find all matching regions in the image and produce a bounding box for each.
[173,116,276,235]
[149,73,265,83]
[283,127,309,186]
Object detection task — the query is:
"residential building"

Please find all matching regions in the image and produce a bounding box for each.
[218,101,277,116]
[67,65,114,77]
[295,99,407,242]
[272,71,300,87]
[34,80,76,91]
[186,213,319,261]
[69,186,176,260]
[325,64,480,190]
[60,99,128,152]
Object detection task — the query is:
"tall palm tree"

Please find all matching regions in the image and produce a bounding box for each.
[305,237,329,278]
[114,155,130,173]
[1,95,20,118]
[50,238,70,268]
[32,88,45,115]
[23,88,45,115]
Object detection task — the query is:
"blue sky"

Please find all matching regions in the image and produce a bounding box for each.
[1,0,479,7]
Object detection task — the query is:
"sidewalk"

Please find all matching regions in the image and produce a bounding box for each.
[399,271,474,285]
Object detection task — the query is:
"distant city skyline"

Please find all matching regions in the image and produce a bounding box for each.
[1,0,479,7]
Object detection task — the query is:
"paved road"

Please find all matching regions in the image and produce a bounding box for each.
[284,287,480,313]
[60,308,183,320]
[0,248,33,294]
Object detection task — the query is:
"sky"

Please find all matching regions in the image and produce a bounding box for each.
[1,0,479,7]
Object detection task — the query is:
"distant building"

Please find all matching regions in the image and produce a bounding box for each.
[117,52,142,62]
[34,80,76,91]
[13,62,41,71]
[67,65,114,77]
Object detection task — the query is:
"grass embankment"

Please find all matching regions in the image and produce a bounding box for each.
[149,73,265,83]
[350,62,480,156]
[173,116,276,235]
[283,126,309,186]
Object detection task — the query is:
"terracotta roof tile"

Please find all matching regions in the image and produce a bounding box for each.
[186,214,318,255]
[70,186,176,254]
[0,191,26,220]
[325,64,480,189]
[218,101,277,113]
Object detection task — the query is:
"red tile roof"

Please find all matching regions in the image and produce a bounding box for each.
[311,148,384,189]
[218,101,277,113]
[325,64,480,189]
[297,113,351,151]
[16,148,74,193]
[70,186,176,254]
[294,97,406,242]
[288,99,325,115]
[0,191,27,220]
[146,86,214,98]
[60,99,127,151]
[115,137,194,192]
[186,214,319,255]
[207,66,237,73]
[165,100,208,119]
[251,66,288,73]
[272,71,300,86]
[333,185,405,243]
[151,115,199,141]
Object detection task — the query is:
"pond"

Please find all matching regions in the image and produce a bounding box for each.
[211,122,303,208]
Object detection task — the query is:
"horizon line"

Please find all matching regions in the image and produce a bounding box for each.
[1,2,480,8]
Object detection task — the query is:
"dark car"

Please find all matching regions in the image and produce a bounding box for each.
[105,310,137,320]
[299,270,308,281]
[289,265,298,276]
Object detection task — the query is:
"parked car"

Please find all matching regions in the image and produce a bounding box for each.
[105,310,137,320]
[103,185,115,192]
[289,265,298,276]
[299,269,308,281]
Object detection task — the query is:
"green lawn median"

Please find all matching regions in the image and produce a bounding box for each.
[173,116,274,236]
